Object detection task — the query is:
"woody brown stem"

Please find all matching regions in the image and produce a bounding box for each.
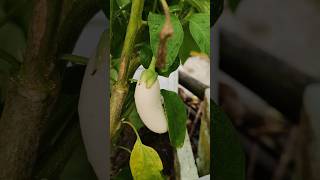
[0,0,101,179]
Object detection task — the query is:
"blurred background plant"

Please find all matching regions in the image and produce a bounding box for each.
[216,0,320,179]
[0,0,106,179]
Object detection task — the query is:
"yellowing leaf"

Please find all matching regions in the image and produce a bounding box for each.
[129,139,164,180]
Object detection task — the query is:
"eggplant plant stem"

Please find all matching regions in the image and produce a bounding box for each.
[0,0,101,178]
[110,0,144,138]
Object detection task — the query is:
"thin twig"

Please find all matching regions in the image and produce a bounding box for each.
[117,146,132,154]
[189,101,204,138]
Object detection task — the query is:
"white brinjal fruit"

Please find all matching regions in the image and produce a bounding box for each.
[134,57,168,134]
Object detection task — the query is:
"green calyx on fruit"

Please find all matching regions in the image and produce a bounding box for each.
[140,69,157,88]
[139,57,158,88]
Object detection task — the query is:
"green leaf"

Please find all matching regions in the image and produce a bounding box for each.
[110,69,118,82]
[211,100,245,180]
[188,13,210,55]
[185,0,210,13]
[161,90,187,148]
[121,82,136,117]
[111,58,121,72]
[157,57,180,77]
[110,6,128,58]
[129,139,164,180]
[178,25,200,64]
[128,105,144,131]
[138,42,180,77]
[169,5,182,13]
[148,12,184,70]
[138,43,153,69]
